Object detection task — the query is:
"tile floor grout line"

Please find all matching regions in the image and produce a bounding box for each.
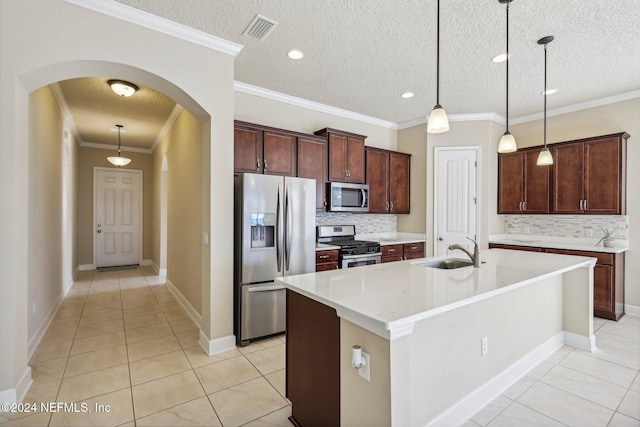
[118,269,139,427]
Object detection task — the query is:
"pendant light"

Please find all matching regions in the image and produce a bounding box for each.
[536,36,554,166]
[107,124,132,167]
[497,0,517,153]
[427,0,449,134]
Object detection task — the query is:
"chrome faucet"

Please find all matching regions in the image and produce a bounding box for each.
[448,237,481,268]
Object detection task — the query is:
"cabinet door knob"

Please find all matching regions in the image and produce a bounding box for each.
[390,201,394,211]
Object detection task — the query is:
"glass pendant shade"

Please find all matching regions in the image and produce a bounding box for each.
[498,131,517,153]
[108,124,131,167]
[536,147,553,165]
[427,104,449,133]
[107,156,132,166]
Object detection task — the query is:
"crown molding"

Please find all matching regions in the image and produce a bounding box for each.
[234,81,398,130]
[49,83,85,145]
[150,104,184,152]
[80,141,153,154]
[397,112,505,130]
[64,0,243,57]
[510,90,640,125]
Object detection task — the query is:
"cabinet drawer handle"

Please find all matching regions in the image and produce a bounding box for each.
[319,255,329,259]
[388,249,395,252]
[410,246,417,250]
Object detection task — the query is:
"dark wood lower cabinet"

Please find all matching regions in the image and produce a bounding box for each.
[286,290,340,427]
[316,250,339,271]
[381,242,425,263]
[489,244,625,320]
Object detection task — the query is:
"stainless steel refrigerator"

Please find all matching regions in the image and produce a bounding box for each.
[234,173,316,346]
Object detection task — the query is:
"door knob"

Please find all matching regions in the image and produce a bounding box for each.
[97,230,102,234]
[438,237,443,241]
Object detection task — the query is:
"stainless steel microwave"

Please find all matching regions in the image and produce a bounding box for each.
[328,182,369,212]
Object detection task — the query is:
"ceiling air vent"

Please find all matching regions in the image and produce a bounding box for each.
[243,15,278,41]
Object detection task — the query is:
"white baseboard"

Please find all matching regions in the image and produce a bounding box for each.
[625,304,640,317]
[151,260,167,278]
[199,331,236,356]
[78,263,95,271]
[0,367,33,404]
[28,292,64,360]
[563,331,596,352]
[165,278,202,326]
[427,332,564,427]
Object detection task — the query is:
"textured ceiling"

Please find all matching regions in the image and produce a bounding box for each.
[59,1,640,149]
[57,77,176,149]
[114,0,640,124]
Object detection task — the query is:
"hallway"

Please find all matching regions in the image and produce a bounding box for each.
[3,267,290,426]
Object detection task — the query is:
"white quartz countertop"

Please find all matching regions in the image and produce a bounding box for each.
[489,234,628,254]
[356,232,426,246]
[277,249,596,340]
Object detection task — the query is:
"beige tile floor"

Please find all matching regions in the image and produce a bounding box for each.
[3,267,290,427]
[464,314,640,427]
[2,266,638,426]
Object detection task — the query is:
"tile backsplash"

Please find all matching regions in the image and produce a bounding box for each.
[505,215,628,240]
[316,213,397,234]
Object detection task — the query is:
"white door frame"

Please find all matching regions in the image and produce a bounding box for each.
[433,146,481,256]
[93,167,143,269]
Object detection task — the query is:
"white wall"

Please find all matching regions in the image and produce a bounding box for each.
[0,0,236,398]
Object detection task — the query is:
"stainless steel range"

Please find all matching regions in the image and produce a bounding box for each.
[317,225,381,268]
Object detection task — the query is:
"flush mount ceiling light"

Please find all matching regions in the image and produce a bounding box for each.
[108,79,139,97]
[107,124,132,167]
[497,0,517,154]
[427,0,449,134]
[537,36,555,166]
[401,92,415,98]
[287,49,304,59]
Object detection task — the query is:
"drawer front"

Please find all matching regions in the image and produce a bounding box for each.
[403,242,424,253]
[316,250,339,264]
[316,262,339,272]
[382,255,403,263]
[381,244,403,256]
[404,252,424,260]
[543,248,613,265]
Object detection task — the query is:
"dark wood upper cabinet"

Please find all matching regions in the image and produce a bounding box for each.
[297,135,328,211]
[234,123,263,174]
[389,152,411,214]
[552,133,628,214]
[365,147,411,214]
[315,128,366,183]
[498,148,549,214]
[234,121,297,176]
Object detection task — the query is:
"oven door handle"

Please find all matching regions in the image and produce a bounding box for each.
[342,252,381,260]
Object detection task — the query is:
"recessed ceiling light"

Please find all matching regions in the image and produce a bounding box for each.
[541,89,557,95]
[401,92,414,99]
[491,53,509,63]
[287,50,304,60]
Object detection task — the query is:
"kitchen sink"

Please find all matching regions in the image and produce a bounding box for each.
[414,258,474,269]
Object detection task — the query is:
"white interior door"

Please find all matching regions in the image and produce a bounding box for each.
[434,148,479,256]
[94,168,142,268]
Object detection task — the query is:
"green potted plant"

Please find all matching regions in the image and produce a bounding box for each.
[596,227,617,248]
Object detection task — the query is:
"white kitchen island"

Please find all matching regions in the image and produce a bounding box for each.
[277,249,597,427]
